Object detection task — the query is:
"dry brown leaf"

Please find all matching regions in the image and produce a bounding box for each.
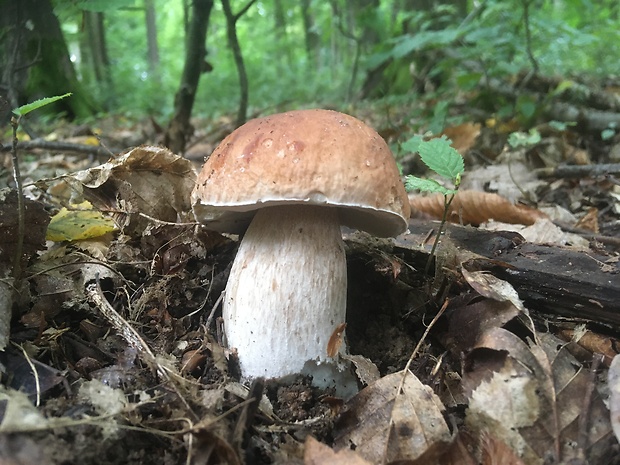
[441,122,481,154]
[342,353,381,387]
[465,328,616,465]
[482,218,590,248]
[480,433,527,465]
[409,190,548,226]
[393,434,478,465]
[575,207,600,233]
[304,436,372,465]
[558,328,618,366]
[327,323,347,358]
[446,297,520,353]
[191,429,241,465]
[608,355,620,444]
[333,371,451,463]
[63,145,196,236]
[461,269,527,313]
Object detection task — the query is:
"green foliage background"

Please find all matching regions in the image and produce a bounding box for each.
[53,0,620,120]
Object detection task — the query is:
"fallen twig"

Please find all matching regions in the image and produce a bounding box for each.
[535,163,620,179]
[1,139,122,157]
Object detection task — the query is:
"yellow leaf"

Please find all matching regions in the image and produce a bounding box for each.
[46,201,116,242]
[82,136,100,146]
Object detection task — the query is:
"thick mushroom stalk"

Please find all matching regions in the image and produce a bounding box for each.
[192,109,411,395]
[224,204,352,387]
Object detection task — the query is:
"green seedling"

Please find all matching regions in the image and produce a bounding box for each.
[403,135,464,276]
[507,127,541,148]
[9,93,72,281]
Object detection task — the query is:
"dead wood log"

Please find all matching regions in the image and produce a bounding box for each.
[486,77,620,132]
[394,219,620,329]
[519,72,620,113]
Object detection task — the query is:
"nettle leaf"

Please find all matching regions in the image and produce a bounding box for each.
[405,176,456,195]
[417,137,465,181]
[13,93,72,117]
[401,135,424,154]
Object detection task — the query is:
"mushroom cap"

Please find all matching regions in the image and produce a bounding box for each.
[192,109,411,237]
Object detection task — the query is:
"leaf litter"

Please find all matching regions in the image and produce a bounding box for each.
[0,112,619,465]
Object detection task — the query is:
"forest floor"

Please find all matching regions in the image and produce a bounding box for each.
[1,92,620,464]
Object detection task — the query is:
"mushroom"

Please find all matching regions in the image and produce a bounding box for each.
[192,109,410,395]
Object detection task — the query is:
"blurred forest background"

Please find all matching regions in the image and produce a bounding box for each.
[2,0,619,144]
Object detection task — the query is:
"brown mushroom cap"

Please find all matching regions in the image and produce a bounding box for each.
[192,109,411,237]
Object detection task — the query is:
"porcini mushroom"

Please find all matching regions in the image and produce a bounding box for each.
[192,109,410,395]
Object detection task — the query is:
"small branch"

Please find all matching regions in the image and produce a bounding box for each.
[86,280,160,371]
[86,278,199,422]
[423,192,456,276]
[535,163,620,179]
[0,139,120,157]
[233,0,258,23]
[521,0,538,74]
[10,116,25,283]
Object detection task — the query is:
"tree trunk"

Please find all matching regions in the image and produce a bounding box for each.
[0,0,97,119]
[144,0,160,83]
[273,0,291,66]
[82,11,112,108]
[300,0,320,64]
[221,0,257,128]
[164,0,214,154]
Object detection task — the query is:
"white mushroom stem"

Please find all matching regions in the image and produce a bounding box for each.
[224,204,349,382]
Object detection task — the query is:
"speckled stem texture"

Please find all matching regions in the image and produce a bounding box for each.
[224,204,347,380]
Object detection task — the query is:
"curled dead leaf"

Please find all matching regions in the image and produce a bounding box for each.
[63,145,196,237]
[461,268,526,313]
[409,190,548,226]
[327,323,347,358]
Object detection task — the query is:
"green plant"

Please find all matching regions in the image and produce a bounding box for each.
[10,93,72,281]
[403,135,464,276]
[507,127,541,148]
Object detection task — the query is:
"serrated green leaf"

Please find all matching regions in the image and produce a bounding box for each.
[405,176,455,195]
[401,135,424,153]
[13,93,72,117]
[417,137,464,180]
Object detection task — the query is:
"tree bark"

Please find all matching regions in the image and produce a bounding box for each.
[273,0,292,66]
[0,0,97,119]
[300,0,320,64]
[82,11,112,108]
[392,220,620,328]
[164,0,214,154]
[144,0,161,83]
[221,0,257,127]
